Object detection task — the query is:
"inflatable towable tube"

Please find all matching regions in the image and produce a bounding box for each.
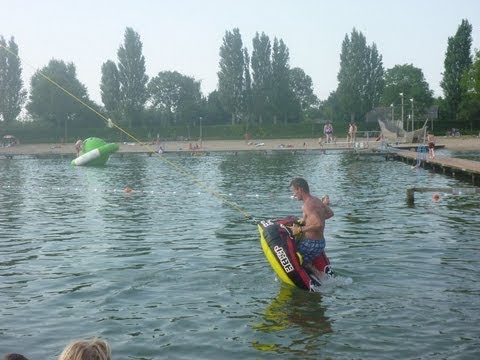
[258,216,334,291]
[71,137,119,166]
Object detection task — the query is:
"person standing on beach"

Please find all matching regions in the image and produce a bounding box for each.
[323,122,333,144]
[288,178,333,280]
[347,123,353,146]
[347,122,357,146]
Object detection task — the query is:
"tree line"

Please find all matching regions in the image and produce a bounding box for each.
[0,20,479,137]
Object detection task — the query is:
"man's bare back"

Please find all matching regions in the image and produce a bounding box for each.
[302,195,333,240]
[289,178,333,239]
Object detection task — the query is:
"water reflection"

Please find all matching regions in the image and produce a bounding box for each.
[252,285,332,357]
[0,159,27,231]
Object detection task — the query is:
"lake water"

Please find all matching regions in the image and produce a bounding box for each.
[1,149,479,359]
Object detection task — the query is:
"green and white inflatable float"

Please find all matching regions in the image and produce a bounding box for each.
[71,137,119,166]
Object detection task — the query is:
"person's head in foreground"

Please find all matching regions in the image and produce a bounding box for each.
[3,354,29,360]
[290,177,310,201]
[58,337,111,360]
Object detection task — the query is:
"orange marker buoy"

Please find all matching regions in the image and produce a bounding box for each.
[433,193,440,201]
[124,186,132,193]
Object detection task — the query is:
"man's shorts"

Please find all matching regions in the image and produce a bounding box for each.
[297,239,326,264]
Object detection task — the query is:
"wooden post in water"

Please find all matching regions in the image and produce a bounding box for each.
[406,187,415,206]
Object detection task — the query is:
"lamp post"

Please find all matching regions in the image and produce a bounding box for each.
[390,103,394,122]
[399,92,404,131]
[64,117,68,144]
[65,114,74,144]
[410,98,414,131]
[199,116,203,148]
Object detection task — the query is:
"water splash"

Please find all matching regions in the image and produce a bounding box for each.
[310,275,353,293]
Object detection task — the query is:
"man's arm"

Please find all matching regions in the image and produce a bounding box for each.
[324,204,334,219]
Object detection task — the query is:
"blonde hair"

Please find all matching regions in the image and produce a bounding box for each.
[58,337,111,360]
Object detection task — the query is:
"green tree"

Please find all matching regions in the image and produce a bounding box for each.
[100,60,121,118]
[117,27,148,128]
[440,19,472,121]
[148,71,203,126]
[271,37,292,124]
[464,50,480,95]
[242,47,253,126]
[458,49,480,129]
[289,67,318,121]
[382,64,433,126]
[320,91,341,123]
[27,59,96,133]
[364,43,384,114]
[0,36,26,123]
[336,28,384,123]
[251,32,272,124]
[206,90,229,125]
[218,28,244,124]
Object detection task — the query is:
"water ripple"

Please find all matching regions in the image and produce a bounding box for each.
[1,153,479,359]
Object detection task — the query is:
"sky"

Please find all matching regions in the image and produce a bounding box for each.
[1,0,480,104]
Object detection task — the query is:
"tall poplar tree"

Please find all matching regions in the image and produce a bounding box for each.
[271,37,292,124]
[441,19,472,121]
[117,27,148,127]
[458,49,480,128]
[336,28,384,123]
[100,60,121,117]
[251,32,272,123]
[217,28,244,124]
[364,43,384,114]
[0,36,26,123]
[242,47,253,125]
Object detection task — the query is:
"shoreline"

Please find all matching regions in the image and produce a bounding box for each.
[1,136,479,156]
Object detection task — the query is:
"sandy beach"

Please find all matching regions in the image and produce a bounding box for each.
[1,136,479,156]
